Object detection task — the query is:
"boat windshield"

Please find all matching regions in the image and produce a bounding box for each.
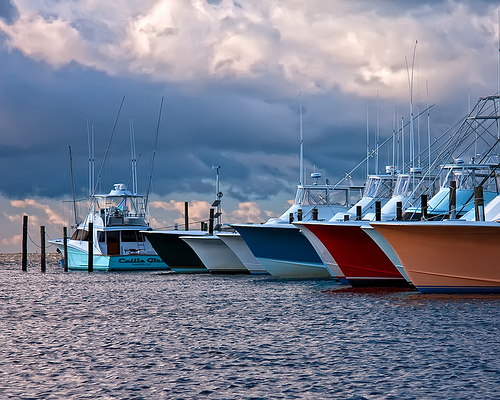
[363,177,380,197]
[294,186,363,207]
[393,175,410,197]
[95,195,145,217]
[440,164,500,191]
[363,175,395,199]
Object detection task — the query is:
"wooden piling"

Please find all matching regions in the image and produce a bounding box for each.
[375,201,381,221]
[421,194,428,220]
[40,226,46,273]
[396,202,403,221]
[63,227,68,272]
[474,186,485,221]
[449,181,457,219]
[22,215,28,272]
[184,202,189,231]
[209,209,214,235]
[356,206,362,221]
[88,222,93,272]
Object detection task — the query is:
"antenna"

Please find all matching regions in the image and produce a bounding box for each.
[401,117,405,174]
[86,118,95,197]
[497,10,500,140]
[376,91,380,174]
[93,96,125,195]
[145,96,165,210]
[129,118,138,194]
[406,41,418,181]
[392,101,396,172]
[299,92,304,185]
[212,165,222,229]
[366,101,370,179]
[69,145,78,227]
[426,80,431,170]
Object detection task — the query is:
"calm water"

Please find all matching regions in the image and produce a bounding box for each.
[0,255,499,399]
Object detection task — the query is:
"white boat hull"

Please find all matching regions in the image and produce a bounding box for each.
[181,235,249,274]
[217,233,268,275]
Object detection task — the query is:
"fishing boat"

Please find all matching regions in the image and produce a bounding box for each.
[296,220,410,287]
[181,232,250,274]
[293,169,410,284]
[371,220,500,293]
[297,92,500,286]
[142,229,209,273]
[50,183,169,271]
[143,166,225,274]
[233,175,364,279]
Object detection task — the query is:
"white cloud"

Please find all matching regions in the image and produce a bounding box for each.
[2,1,498,100]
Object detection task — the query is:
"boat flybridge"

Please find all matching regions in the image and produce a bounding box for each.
[266,177,365,225]
[403,160,500,220]
[51,183,169,271]
[330,173,396,221]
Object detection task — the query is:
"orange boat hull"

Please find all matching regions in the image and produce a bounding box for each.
[372,222,500,293]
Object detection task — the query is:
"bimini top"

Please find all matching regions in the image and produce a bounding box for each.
[95,183,143,198]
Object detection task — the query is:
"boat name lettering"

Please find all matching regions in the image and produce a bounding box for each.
[117,257,163,264]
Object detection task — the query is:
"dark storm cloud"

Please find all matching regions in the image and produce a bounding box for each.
[0,0,499,205]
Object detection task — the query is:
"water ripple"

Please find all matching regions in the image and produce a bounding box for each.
[0,257,498,399]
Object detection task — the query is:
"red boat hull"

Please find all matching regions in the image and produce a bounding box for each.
[299,222,409,287]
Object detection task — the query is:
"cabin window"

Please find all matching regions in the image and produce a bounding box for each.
[121,230,145,242]
[70,229,89,241]
[98,231,105,243]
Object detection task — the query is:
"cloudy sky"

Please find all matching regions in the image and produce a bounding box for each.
[0,0,499,253]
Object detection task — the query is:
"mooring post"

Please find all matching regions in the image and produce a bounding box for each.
[289,212,294,224]
[88,222,93,272]
[209,208,214,235]
[184,202,189,231]
[312,208,318,221]
[375,201,381,221]
[421,194,428,220]
[396,202,403,221]
[40,226,46,273]
[356,206,362,221]
[22,215,28,272]
[474,186,485,221]
[63,226,68,272]
[344,214,350,221]
[449,181,457,219]
[297,209,302,221]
